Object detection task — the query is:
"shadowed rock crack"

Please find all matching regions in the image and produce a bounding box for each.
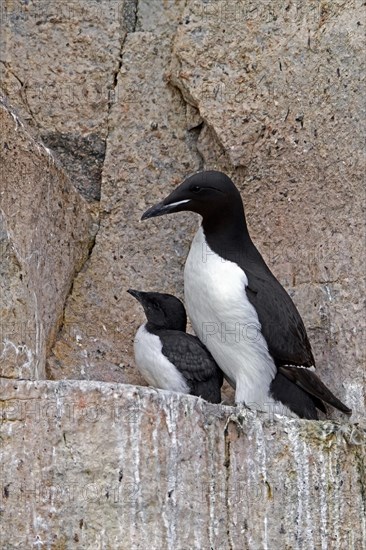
[107,0,138,124]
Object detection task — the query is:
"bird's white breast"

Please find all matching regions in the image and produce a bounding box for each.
[134,325,190,394]
[184,226,281,412]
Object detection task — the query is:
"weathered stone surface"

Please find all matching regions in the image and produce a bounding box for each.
[0,379,365,549]
[46,1,204,389]
[0,0,137,200]
[0,99,92,380]
[170,0,366,420]
[172,0,365,165]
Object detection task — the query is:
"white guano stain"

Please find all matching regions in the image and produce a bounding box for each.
[288,422,314,550]
[162,393,180,550]
[32,291,42,379]
[255,418,270,550]
[150,400,163,550]
[127,392,143,543]
[319,450,329,550]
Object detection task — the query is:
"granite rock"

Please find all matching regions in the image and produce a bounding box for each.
[0,379,365,549]
[0,0,137,200]
[0,99,92,379]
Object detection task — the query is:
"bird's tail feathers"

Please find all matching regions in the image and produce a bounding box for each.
[279,365,352,415]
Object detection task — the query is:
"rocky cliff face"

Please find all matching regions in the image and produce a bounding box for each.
[1,380,365,549]
[0,99,92,380]
[0,1,365,547]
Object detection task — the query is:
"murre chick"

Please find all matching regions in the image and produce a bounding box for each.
[141,170,352,419]
[128,289,223,404]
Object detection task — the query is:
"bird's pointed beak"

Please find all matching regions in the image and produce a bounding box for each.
[127,288,144,302]
[141,200,169,220]
[141,187,191,220]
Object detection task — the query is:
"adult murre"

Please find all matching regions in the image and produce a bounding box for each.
[128,289,223,404]
[141,170,352,419]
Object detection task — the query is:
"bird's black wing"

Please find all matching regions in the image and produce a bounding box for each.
[159,330,223,404]
[245,269,352,414]
[245,268,315,367]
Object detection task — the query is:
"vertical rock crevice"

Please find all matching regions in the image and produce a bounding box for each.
[106,0,139,134]
[46,0,140,380]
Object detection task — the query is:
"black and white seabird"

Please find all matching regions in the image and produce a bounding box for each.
[141,170,352,419]
[128,289,223,404]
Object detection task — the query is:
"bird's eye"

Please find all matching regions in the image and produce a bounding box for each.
[190,185,201,193]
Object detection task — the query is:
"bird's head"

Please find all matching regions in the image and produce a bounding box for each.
[141,170,243,223]
[127,289,187,331]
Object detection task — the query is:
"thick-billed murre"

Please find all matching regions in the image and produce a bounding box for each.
[141,170,352,419]
[128,289,223,404]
